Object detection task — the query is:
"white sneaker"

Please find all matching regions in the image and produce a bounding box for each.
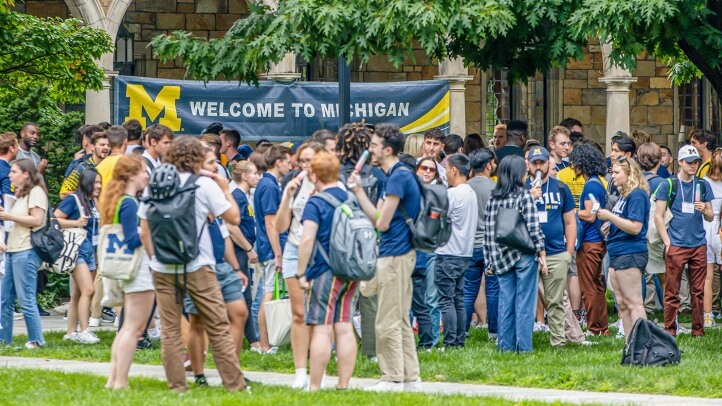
[533,322,549,333]
[76,330,100,344]
[148,327,161,340]
[365,380,403,392]
[677,325,690,335]
[580,340,597,346]
[24,341,41,349]
[62,332,79,342]
[263,346,278,355]
[292,374,308,389]
[404,378,423,392]
[88,318,101,328]
[704,313,716,327]
[250,345,262,354]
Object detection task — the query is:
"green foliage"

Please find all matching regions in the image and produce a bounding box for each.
[151,0,586,85]
[0,12,113,103]
[0,87,83,205]
[0,0,14,13]
[5,327,722,397]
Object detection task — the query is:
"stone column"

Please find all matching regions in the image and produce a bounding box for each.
[599,42,637,150]
[263,52,302,82]
[85,69,117,124]
[435,58,473,136]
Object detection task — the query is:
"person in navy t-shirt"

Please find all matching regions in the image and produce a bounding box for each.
[253,144,292,354]
[526,147,576,347]
[294,151,359,391]
[597,157,650,341]
[349,124,422,392]
[569,142,609,336]
[654,145,714,337]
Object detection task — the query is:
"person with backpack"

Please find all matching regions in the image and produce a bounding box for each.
[101,154,153,389]
[275,141,324,388]
[138,136,247,392]
[336,123,386,359]
[570,143,610,336]
[526,147,576,347]
[254,144,292,354]
[350,124,422,392]
[0,159,48,349]
[60,131,109,199]
[655,145,714,337]
[228,160,262,353]
[703,150,722,327]
[482,155,546,353]
[596,157,650,341]
[57,168,102,345]
[435,154,477,349]
[292,151,360,391]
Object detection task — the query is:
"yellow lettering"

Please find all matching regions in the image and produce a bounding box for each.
[125,84,182,131]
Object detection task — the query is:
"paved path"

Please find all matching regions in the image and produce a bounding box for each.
[0,356,719,405]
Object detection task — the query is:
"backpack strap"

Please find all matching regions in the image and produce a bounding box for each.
[309,191,341,269]
[393,165,424,227]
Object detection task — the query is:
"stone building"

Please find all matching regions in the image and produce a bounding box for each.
[15,0,722,152]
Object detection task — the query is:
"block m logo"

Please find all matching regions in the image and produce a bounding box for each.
[125,84,181,131]
[105,234,135,255]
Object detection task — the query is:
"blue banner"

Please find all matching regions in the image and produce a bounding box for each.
[113,76,450,141]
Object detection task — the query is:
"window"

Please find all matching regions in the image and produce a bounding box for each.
[485,69,547,142]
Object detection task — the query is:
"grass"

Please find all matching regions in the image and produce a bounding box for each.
[2,324,721,398]
[0,368,573,405]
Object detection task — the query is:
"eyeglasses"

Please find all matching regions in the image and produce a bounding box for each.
[419,165,436,173]
[616,156,628,163]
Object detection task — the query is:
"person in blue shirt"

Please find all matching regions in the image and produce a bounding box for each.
[527,147,576,347]
[654,145,714,337]
[56,169,102,345]
[570,142,609,336]
[349,124,422,392]
[294,151,358,392]
[253,144,292,354]
[597,157,650,342]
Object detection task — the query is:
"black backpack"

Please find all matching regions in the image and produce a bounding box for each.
[30,198,65,265]
[143,164,202,265]
[396,166,452,253]
[621,318,681,367]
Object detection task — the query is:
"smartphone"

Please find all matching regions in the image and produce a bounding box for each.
[199,169,215,178]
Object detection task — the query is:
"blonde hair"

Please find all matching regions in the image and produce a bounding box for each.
[708,149,722,182]
[549,125,570,144]
[231,160,257,183]
[613,158,649,197]
[404,133,425,158]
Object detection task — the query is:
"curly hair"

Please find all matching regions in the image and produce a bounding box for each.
[336,121,372,165]
[164,136,206,173]
[99,154,145,225]
[613,157,649,197]
[569,143,606,178]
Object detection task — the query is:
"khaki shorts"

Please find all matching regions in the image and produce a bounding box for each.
[646,240,666,274]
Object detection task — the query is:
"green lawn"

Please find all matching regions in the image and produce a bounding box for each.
[2,325,721,398]
[0,368,571,405]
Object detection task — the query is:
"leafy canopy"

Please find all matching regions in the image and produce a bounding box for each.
[0,12,113,103]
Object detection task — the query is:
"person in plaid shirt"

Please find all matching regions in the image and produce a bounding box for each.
[482,155,546,353]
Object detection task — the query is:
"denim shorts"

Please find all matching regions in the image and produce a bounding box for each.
[183,262,244,314]
[281,242,299,279]
[610,252,648,272]
[75,240,96,271]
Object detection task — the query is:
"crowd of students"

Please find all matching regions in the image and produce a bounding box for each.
[0,116,720,393]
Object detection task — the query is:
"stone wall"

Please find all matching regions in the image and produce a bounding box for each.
[563,40,674,147]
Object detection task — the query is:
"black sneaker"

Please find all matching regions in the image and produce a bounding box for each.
[195,375,208,387]
[101,308,116,323]
[37,305,50,317]
[136,338,153,350]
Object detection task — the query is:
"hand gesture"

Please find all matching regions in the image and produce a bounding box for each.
[248,249,258,264]
[347,172,363,193]
[529,184,542,200]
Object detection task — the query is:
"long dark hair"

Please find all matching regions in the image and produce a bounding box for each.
[74,168,99,216]
[492,155,526,198]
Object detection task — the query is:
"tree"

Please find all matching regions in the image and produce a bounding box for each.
[571,0,722,96]
[0,11,113,103]
[152,1,722,96]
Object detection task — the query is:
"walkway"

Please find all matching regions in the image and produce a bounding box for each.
[0,356,719,405]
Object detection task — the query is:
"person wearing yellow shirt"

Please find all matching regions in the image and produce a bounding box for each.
[60,132,109,199]
[95,126,128,190]
[690,129,715,178]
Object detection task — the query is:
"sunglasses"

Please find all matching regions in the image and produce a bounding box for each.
[419,165,437,173]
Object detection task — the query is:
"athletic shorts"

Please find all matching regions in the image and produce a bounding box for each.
[610,252,648,272]
[75,240,97,271]
[184,262,244,314]
[706,228,722,265]
[646,241,666,274]
[305,269,359,325]
[119,255,154,294]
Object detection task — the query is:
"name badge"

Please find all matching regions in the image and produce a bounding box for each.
[538,211,548,224]
[682,202,695,214]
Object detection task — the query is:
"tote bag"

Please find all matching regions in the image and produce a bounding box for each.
[50,195,88,274]
[263,273,292,347]
[98,196,142,281]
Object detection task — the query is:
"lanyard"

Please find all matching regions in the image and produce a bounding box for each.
[679,178,695,205]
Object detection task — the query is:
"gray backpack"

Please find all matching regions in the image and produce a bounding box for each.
[313,192,377,281]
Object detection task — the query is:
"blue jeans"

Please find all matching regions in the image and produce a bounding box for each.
[412,251,440,347]
[464,247,484,332]
[486,271,499,335]
[497,254,538,353]
[435,255,469,347]
[0,249,44,345]
[250,264,264,344]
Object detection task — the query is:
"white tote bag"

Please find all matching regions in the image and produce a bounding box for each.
[264,273,291,347]
[97,197,142,280]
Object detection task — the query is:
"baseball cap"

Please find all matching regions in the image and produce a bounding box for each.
[527,146,549,163]
[678,145,702,163]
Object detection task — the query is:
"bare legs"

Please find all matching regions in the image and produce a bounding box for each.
[66,265,94,336]
[106,291,155,389]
